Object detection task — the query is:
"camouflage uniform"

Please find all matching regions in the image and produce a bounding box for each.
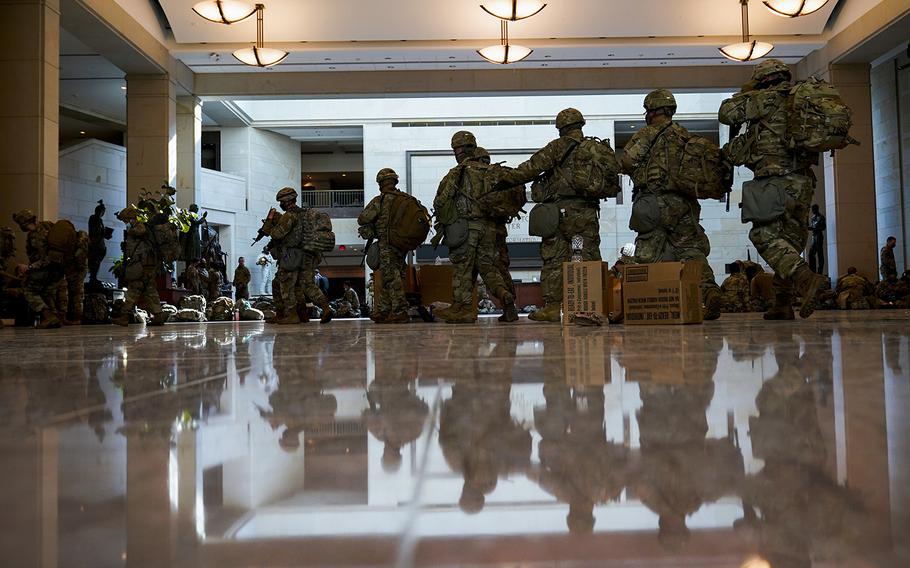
[720,271,751,313]
[875,277,910,306]
[116,212,164,325]
[622,94,721,319]
[15,212,64,327]
[232,263,251,300]
[880,245,897,280]
[719,59,823,319]
[57,230,88,323]
[499,110,600,321]
[476,148,517,301]
[358,168,410,322]
[834,272,875,310]
[435,143,517,323]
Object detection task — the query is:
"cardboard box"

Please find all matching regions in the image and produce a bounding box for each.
[562,261,623,325]
[622,262,703,325]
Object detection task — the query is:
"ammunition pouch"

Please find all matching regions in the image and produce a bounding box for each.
[741,177,794,224]
[365,242,380,270]
[629,192,661,234]
[444,218,469,251]
[528,203,561,238]
[435,198,459,227]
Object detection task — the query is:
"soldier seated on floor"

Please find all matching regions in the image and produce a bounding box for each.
[876,272,910,308]
[834,267,877,310]
[720,262,751,313]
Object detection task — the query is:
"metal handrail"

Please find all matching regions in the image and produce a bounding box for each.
[300,189,364,208]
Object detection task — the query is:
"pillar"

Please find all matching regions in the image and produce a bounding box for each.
[823,63,879,280]
[176,96,202,210]
[126,74,176,206]
[0,0,59,255]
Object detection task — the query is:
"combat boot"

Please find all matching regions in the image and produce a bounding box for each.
[528,303,561,323]
[440,303,476,324]
[498,301,519,323]
[792,265,822,319]
[703,288,722,321]
[370,311,388,323]
[319,300,334,323]
[384,311,410,324]
[763,293,795,321]
[112,313,130,327]
[296,305,310,323]
[37,309,62,329]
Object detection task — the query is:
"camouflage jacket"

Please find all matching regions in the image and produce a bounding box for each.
[499,130,584,193]
[433,158,493,222]
[880,246,897,278]
[25,221,55,269]
[233,265,251,286]
[358,186,403,241]
[269,205,303,248]
[835,274,873,296]
[123,222,158,266]
[621,120,689,194]
[718,84,817,177]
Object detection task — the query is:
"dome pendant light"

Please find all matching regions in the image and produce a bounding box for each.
[192,0,257,24]
[480,0,547,21]
[719,0,774,62]
[478,20,533,65]
[763,0,830,17]
[232,4,288,68]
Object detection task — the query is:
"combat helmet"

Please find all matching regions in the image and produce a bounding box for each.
[12,209,37,229]
[376,168,399,184]
[275,186,298,202]
[751,58,791,83]
[474,147,491,164]
[643,89,677,113]
[451,130,477,150]
[555,108,585,130]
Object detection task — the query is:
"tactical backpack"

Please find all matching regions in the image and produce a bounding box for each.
[664,130,733,200]
[150,222,181,264]
[479,164,527,221]
[46,219,78,262]
[788,77,855,153]
[387,193,431,252]
[561,137,622,199]
[301,208,336,253]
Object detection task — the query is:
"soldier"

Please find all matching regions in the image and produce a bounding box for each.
[112,206,166,327]
[207,261,224,301]
[336,280,361,318]
[622,89,723,320]
[808,204,826,274]
[719,59,825,320]
[0,227,16,327]
[834,267,876,310]
[475,147,518,316]
[269,187,334,324]
[57,229,89,325]
[233,257,251,301]
[498,109,602,323]
[880,235,897,280]
[13,210,65,328]
[433,131,518,324]
[720,262,751,313]
[87,200,111,287]
[358,168,411,323]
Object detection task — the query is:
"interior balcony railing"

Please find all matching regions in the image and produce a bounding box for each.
[301,189,364,209]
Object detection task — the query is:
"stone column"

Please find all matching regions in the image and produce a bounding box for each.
[0,0,59,248]
[126,74,176,206]
[822,63,879,280]
[176,96,202,211]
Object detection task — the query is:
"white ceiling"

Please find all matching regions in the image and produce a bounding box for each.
[159,0,838,43]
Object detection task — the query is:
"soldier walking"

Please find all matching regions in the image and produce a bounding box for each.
[112,206,166,327]
[13,209,64,328]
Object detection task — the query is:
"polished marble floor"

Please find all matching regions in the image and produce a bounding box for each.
[1,312,909,568]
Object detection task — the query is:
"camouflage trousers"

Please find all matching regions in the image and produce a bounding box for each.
[375,244,408,317]
[634,195,720,300]
[57,268,87,320]
[541,201,601,305]
[748,173,814,283]
[494,223,515,298]
[449,220,514,307]
[123,265,162,315]
[24,265,64,314]
[275,252,328,314]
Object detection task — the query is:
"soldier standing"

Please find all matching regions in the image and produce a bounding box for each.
[475,147,519,319]
[58,230,89,324]
[268,187,334,324]
[719,59,825,320]
[112,206,166,327]
[358,168,411,324]
[498,109,603,323]
[13,210,64,328]
[622,90,723,320]
[232,257,251,301]
[433,132,518,324]
[87,200,111,287]
[880,236,897,280]
[807,204,826,274]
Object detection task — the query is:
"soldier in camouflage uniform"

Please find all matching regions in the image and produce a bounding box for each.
[268,187,334,325]
[622,89,723,320]
[358,168,411,323]
[880,236,897,280]
[433,131,518,324]
[112,206,166,327]
[57,229,89,324]
[719,59,824,320]
[475,147,518,313]
[834,267,876,310]
[13,209,64,328]
[498,109,601,322]
[720,261,751,313]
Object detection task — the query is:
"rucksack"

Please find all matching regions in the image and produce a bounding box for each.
[150,222,181,264]
[665,130,733,200]
[301,208,336,253]
[47,220,78,261]
[479,163,527,221]
[788,77,855,153]
[561,137,622,199]
[388,193,431,252]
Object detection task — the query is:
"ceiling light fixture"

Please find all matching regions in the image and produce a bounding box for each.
[719,0,774,62]
[480,0,547,21]
[232,4,288,68]
[478,20,533,64]
[762,0,829,17]
[192,0,257,24]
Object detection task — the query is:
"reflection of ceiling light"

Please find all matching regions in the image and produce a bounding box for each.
[763,0,829,17]
[480,0,547,21]
[192,0,256,24]
[478,20,533,65]
[232,5,288,67]
[720,0,774,62]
